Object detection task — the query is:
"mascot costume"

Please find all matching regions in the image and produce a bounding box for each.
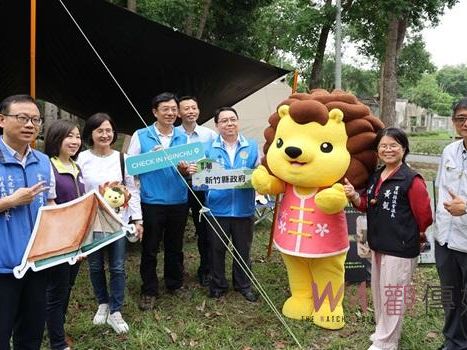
[252,89,383,330]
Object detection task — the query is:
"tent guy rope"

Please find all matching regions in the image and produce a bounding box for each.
[56,0,303,347]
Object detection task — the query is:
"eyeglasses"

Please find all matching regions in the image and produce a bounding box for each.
[2,113,43,126]
[158,107,178,114]
[217,117,238,125]
[452,115,467,125]
[378,143,401,151]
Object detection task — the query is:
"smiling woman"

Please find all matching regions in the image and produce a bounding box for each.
[76,112,143,335]
[345,127,433,350]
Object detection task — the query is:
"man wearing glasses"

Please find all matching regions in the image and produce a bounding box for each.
[204,107,259,302]
[128,92,193,311]
[434,97,467,350]
[0,94,56,349]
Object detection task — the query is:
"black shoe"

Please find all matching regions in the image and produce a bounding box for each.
[208,289,225,299]
[167,286,184,296]
[198,273,211,287]
[138,294,156,311]
[240,290,258,302]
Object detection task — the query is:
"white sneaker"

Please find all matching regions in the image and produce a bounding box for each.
[368,345,383,350]
[107,311,129,334]
[93,303,109,325]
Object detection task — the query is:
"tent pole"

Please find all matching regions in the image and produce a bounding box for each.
[292,70,298,93]
[30,0,37,148]
[30,0,37,99]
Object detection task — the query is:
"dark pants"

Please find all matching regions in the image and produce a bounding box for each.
[188,189,209,277]
[140,203,189,296]
[435,241,467,350]
[0,271,47,350]
[46,262,80,350]
[206,216,254,293]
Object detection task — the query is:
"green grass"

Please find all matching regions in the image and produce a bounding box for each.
[407,131,456,155]
[407,131,452,139]
[42,215,446,350]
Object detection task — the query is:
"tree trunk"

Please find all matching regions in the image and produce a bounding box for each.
[184,15,194,36]
[196,0,212,39]
[308,23,331,90]
[308,0,332,90]
[127,0,136,12]
[380,16,407,127]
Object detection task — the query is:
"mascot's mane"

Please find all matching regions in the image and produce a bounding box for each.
[98,181,131,207]
[262,89,384,189]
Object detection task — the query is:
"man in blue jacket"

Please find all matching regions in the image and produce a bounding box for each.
[205,107,259,302]
[128,92,192,311]
[0,94,56,349]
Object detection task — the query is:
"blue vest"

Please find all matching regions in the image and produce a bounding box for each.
[205,135,258,217]
[0,140,51,273]
[136,126,188,205]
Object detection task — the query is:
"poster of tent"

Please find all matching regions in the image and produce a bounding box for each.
[13,190,135,279]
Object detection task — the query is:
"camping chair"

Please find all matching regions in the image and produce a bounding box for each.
[254,193,276,226]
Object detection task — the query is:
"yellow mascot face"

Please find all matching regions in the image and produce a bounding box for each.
[103,187,126,208]
[266,105,350,188]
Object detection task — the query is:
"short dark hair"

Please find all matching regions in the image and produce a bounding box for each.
[452,97,467,117]
[151,92,179,109]
[0,94,38,114]
[82,113,118,147]
[179,96,198,103]
[213,107,238,123]
[374,127,410,163]
[44,119,82,160]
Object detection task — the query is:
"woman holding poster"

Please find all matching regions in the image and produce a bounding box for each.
[44,119,84,350]
[77,113,143,334]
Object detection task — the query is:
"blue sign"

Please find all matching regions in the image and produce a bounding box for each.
[126,142,204,176]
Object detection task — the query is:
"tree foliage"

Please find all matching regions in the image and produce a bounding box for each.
[398,35,436,91]
[106,0,463,120]
[436,64,467,100]
[345,0,458,126]
[407,74,454,116]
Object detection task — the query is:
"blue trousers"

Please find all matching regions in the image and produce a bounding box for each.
[88,235,126,313]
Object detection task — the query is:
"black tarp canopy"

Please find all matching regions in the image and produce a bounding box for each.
[0,0,288,133]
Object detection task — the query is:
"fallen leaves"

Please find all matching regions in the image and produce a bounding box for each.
[163,326,177,343]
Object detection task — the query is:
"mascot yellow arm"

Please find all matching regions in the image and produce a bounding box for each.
[252,165,285,195]
[314,183,348,215]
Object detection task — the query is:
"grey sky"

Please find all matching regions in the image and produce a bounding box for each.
[422,0,467,68]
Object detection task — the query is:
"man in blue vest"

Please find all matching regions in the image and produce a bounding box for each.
[204,107,259,302]
[0,94,56,349]
[128,92,192,311]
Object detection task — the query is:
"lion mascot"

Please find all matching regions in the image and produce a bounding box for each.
[252,89,383,330]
